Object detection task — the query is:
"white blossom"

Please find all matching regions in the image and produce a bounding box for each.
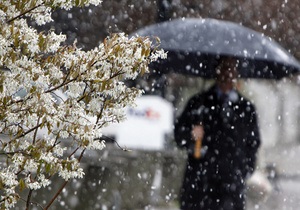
[26,179,41,190]
[0,170,18,187]
[40,152,56,163]
[24,159,39,173]
[38,174,51,187]
[1,193,17,208]
[87,140,106,150]
[53,145,66,157]
[150,49,168,61]
[25,174,51,190]
[58,159,85,180]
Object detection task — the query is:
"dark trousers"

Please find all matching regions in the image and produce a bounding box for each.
[180,178,246,210]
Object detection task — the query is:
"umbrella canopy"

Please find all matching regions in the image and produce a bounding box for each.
[133,18,300,79]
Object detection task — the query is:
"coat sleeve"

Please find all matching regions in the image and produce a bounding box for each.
[244,103,261,177]
[174,95,203,149]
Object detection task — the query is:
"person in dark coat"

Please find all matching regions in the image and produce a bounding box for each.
[174,57,261,210]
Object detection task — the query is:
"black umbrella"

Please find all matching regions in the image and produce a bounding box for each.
[133,18,300,79]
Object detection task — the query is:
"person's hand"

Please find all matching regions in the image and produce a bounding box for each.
[192,125,204,141]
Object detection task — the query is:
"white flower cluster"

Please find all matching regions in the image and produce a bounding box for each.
[0,169,19,208]
[0,0,166,209]
[25,174,51,190]
[58,158,85,180]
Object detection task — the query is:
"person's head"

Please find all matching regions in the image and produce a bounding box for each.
[215,56,239,92]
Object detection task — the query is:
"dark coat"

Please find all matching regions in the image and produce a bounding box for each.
[175,85,261,210]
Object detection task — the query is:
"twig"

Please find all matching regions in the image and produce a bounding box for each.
[45,77,77,93]
[44,180,68,210]
[44,148,86,209]
[7,3,44,23]
[33,117,41,144]
[78,148,86,162]
[68,147,80,158]
[19,196,44,210]
[97,135,132,152]
[0,150,29,156]
[26,189,33,210]
[14,123,42,140]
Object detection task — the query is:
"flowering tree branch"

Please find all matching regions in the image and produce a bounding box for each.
[0,0,167,209]
[7,3,44,24]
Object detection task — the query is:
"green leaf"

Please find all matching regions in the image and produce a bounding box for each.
[45,163,51,174]
[19,178,26,191]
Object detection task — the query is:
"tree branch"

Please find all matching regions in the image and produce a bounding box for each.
[44,180,68,210]
[26,189,33,210]
[0,150,30,156]
[7,3,44,23]
[19,196,44,210]
[14,123,42,140]
[97,135,132,152]
[33,117,41,145]
[45,148,86,210]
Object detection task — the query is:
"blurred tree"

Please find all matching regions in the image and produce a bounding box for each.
[36,0,300,59]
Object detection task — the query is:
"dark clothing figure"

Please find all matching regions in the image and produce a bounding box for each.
[175,84,261,210]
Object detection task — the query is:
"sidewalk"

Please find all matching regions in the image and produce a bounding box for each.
[247,176,300,210]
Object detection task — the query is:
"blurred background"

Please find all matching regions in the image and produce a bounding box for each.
[23,1,300,209]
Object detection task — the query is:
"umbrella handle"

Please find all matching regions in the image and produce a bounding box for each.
[194,137,202,159]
